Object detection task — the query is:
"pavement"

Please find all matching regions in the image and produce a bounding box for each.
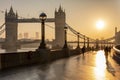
[0,50,120,80]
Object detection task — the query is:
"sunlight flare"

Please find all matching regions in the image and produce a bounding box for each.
[94,50,106,78]
[96,20,105,30]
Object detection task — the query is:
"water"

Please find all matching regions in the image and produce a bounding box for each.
[0,48,36,53]
[0,50,120,80]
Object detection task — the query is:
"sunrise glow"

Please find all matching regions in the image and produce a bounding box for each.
[96,20,105,30]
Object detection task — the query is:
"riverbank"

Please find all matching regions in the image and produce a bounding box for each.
[0,48,81,70]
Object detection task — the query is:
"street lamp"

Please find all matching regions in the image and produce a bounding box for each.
[87,37,89,51]
[39,12,47,49]
[63,26,68,48]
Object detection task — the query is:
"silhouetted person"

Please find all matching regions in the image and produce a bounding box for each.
[104,46,109,63]
[82,46,85,56]
[108,46,111,53]
[91,46,94,51]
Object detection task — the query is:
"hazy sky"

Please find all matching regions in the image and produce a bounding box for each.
[0,0,120,40]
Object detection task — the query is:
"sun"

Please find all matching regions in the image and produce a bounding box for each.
[96,20,105,30]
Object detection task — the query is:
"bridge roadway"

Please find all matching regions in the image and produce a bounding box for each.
[0,50,120,80]
[17,18,55,23]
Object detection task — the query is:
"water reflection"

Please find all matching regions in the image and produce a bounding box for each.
[106,61,116,76]
[94,50,117,80]
[94,50,106,79]
[0,50,119,80]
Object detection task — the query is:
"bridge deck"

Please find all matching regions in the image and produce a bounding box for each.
[17,18,55,23]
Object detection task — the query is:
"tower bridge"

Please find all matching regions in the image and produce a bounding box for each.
[17,18,55,23]
[0,6,119,71]
[2,6,66,51]
[0,6,115,51]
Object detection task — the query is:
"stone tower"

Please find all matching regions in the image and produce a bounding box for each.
[115,27,120,45]
[3,6,18,51]
[53,6,66,48]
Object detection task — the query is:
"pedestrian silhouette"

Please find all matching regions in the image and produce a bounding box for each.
[82,46,85,56]
[104,46,109,63]
[108,46,111,53]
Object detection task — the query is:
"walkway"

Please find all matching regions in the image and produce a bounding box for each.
[0,50,120,80]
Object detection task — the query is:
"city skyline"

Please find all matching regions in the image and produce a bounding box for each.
[0,0,120,40]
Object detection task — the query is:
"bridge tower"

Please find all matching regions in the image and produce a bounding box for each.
[53,6,66,48]
[3,6,19,51]
[115,27,120,45]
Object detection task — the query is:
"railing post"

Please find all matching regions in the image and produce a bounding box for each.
[76,32,80,49]
[84,35,86,47]
[87,37,89,51]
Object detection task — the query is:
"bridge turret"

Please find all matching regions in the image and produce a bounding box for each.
[8,6,15,15]
[55,5,65,18]
[5,6,18,22]
[53,6,66,49]
[5,9,7,17]
[3,6,19,51]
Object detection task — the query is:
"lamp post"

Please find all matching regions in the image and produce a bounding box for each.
[87,37,89,51]
[39,12,47,49]
[76,32,80,49]
[63,26,68,48]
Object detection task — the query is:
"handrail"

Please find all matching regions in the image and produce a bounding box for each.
[113,45,120,53]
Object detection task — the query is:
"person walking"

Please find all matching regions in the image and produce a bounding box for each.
[104,46,109,63]
[82,46,85,56]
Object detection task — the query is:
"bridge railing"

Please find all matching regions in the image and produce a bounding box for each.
[113,45,120,53]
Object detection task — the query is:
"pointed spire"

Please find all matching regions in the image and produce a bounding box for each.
[58,5,63,12]
[5,9,7,16]
[8,6,15,16]
[9,6,14,13]
[16,11,18,17]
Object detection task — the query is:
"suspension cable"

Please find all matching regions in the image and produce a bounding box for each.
[101,36,115,42]
[0,23,5,36]
[0,28,5,36]
[66,23,85,39]
[0,23,5,29]
[0,10,4,13]
[45,24,54,29]
[66,23,96,41]
[45,23,96,41]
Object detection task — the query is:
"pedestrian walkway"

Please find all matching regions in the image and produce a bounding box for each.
[0,50,120,80]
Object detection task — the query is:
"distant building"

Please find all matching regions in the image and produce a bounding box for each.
[19,33,23,39]
[115,31,120,45]
[24,32,29,39]
[35,32,39,39]
[115,27,120,45]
